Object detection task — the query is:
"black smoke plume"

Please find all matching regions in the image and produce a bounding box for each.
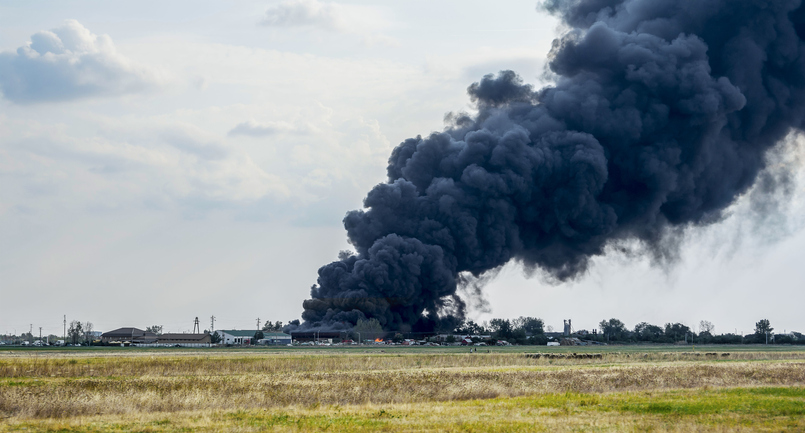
[295,0,805,332]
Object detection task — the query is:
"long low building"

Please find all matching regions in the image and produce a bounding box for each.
[289,331,345,343]
[133,333,212,348]
[215,330,292,345]
[101,327,158,344]
[157,333,211,347]
[259,332,292,345]
[215,329,259,345]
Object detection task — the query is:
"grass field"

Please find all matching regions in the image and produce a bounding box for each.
[1,345,804,432]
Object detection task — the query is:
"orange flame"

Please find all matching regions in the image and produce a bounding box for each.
[374,338,383,342]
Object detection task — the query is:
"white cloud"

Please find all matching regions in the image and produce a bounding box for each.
[0,20,163,103]
[220,100,393,208]
[261,0,348,31]
[0,116,290,217]
[259,0,396,45]
[227,119,307,137]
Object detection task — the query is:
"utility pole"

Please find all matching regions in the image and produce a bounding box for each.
[29,324,32,343]
[210,315,216,332]
[63,315,66,342]
[39,327,42,344]
[256,318,261,330]
[193,317,200,333]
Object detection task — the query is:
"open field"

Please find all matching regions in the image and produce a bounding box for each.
[2,346,805,432]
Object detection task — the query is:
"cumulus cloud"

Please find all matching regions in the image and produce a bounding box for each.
[259,0,395,45]
[0,20,162,103]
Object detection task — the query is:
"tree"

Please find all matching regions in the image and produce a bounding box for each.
[455,320,486,335]
[699,320,715,335]
[352,318,383,342]
[755,319,773,344]
[253,330,264,342]
[754,319,773,335]
[209,330,221,344]
[633,322,663,341]
[146,325,163,335]
[83,322,94,344]
[262,321,284,332]
[599,318,627,342]
[489,318,513,340]
[664,323,691,342]
[68,321,83,345]
[528,334,548,345]
[392,333,404,343]
[512,316,544,335]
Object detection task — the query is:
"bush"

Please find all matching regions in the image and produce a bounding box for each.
[528,335,548,345]
[710,334,743,344]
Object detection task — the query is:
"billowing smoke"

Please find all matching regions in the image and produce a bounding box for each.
[295,0,805,332]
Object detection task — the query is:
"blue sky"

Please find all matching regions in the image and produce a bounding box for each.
[1,0,803,337]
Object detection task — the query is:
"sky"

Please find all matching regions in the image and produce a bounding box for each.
[1,0,803,338]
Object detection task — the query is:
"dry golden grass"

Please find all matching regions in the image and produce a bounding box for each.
[1,349,804,431]
[1,349,802,379]
[3,387,804,432]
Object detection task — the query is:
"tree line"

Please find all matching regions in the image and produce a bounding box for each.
[344,316,802,345]
[589,318,800,345]
[3,316,799,346]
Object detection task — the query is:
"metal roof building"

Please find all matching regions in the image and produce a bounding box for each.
[215,329,260,345]
[100,327,157,344]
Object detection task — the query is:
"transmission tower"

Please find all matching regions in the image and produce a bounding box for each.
[193,317,200,333]
[210,315,216,332]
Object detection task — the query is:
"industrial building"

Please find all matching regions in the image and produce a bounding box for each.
[156,333,212,347]
[259,332,292,345]
[100,327,157,344]
[215,329,260,345]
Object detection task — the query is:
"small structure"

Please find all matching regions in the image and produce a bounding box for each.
[560,337,585,346]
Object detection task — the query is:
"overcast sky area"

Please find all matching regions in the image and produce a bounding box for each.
[1,0,803,337]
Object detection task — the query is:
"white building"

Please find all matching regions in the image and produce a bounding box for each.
[215,329,259,345]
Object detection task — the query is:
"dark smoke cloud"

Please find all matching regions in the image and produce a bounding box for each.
[294,0,805,332]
